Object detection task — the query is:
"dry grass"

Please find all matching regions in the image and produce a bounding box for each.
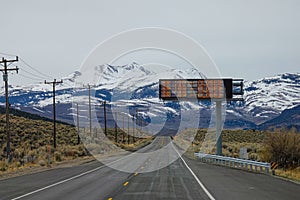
[275,167,300,182]
[0,114,152,175]
[264,129,300,168]
[188,128,300,181]
[188,129,267,159]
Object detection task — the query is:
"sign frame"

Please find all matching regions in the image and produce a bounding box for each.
[159,78,237,101]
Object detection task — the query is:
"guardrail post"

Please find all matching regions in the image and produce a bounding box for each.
[194,153,272,175]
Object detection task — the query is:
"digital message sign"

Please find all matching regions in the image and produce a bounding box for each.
[159,79,243,100]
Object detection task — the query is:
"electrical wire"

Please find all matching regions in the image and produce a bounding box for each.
[19,58,53,79]
[19,66,48,80]
[0,52,54,79]
[18,73,43,81]
[0,52,75,87]
[9,62,46,80]
[0,52,17,57]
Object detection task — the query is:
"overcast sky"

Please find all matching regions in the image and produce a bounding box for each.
[1,0,299,86]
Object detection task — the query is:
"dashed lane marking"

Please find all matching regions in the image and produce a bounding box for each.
[123,181,129,186]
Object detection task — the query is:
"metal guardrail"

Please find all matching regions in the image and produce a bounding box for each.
[195,153,270,174]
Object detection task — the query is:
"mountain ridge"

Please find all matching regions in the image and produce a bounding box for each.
[0,63,299,131]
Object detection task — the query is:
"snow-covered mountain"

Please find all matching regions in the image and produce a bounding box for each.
[0,63,299,130]
[244,73,300,121]
[225,73,300,125]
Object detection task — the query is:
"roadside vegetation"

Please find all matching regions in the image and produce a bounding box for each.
[0,114,87,174]
[185,128,300,181]
[0,113,152,175]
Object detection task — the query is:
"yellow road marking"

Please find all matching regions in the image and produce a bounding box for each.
[108,198,113,200]
[123,181,129,186]
[140,166,144,169]
[161,137,165,146]
[134,172,138,176]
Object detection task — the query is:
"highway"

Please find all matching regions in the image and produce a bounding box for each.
[1,137,299,200]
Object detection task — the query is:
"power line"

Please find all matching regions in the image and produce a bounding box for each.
[9,63,44,79]
[0,52,17,57]
[19,67,48,80]
[19,58,53,79]
[8,63,45,81]
[18,73,42,81]
[0,53,53,79]
[0,53,74,88]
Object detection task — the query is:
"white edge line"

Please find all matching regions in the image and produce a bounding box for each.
[11,165,104,200]
[11,154,128,200]
[172,142,216,200]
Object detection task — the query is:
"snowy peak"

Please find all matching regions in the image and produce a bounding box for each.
[91,62,204,91]
[98,62,153,79]
[248,72,300,86]
[240,72,300,122]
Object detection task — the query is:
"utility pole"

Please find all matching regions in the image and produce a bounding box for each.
[88,84,92,135]
[127,115,134,144]
[127,114,130,144]
[114,112,118,142]
[82,84,93,135]
[123,114,130,143]
[122,113,125,143]
[76,103,80,144]
[83,84,93,135]
[216,100,222,155]
[103,101,107,136]
[45,79,63,148]
[0,56,19,163]
[132,113,138,143]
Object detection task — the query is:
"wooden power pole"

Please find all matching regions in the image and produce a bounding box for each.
[103,101,107,136]
[83,84,92,135]
[0,56,19,163]
[114,112,118,142]
[88,84,92,135]
[76,103,80,144]
[45,79,63,148]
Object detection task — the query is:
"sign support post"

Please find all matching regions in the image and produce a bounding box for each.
[159,78,243,156]
[216,100,222,155]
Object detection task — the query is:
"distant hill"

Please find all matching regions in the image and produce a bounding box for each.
[258,105,300,131]
[0,106,71,126]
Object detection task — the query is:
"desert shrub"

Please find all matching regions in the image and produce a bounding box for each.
[265,129,300,168]
[54,152,62,162]
[0,161,7,171]
[38,160,46,167]
[259,148,272,162]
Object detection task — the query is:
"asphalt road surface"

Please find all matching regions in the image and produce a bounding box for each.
[1,137,299,200]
